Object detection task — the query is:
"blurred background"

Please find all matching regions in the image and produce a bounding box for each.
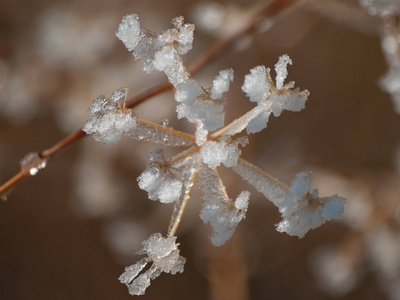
[1,0,400,299]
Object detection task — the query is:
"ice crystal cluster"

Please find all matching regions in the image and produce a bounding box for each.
[119,233,185,295]
[81,13,346,295]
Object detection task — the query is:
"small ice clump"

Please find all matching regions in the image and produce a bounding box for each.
[276,172,346,238]
[200,189,250,247]
[119,233,186,296]
[274,54,292,90]
[269,89,309,117]
[176,97,225,141]
[198,165,250,246]
[116,14,144,52]
[200,138,243,169]
[116,14,194,86]
[241,65,270,103]
[175,79,204,104]
[20,152,47,176]
[210,69,234,100]
[240,56,309,133]
[83,92,137,146]
[111,87,128,105]
[137,149,182,203]
[159,16,195,55]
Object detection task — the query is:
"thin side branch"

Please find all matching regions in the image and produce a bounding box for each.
[167,170,198,237]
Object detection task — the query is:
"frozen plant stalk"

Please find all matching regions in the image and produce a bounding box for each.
[81,13,347,296]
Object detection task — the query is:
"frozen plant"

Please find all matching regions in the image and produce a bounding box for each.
[119,233,185,295]
[75,13,346,295]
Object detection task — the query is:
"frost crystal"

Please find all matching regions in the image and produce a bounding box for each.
[210,69,234,100]
[276,172,346,238]
[119,233,185,295]
[274,54,292,90]
[137,149,183,203]
[116,14,193,86]
[241,65,270,103]
[116,14,144,52]
[233,160,345,238]
[200,137,245,169]
[83,92,137,146]
[20,152,47,176]
[198,165,249,246]
[175,79,204,104]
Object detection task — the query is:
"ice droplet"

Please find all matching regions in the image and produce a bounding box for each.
[20,152,47,176]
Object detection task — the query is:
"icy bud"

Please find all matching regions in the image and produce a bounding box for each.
[242,65,270,103]
[20,152,47,176]
[210,69,234,100]
[137,149,182,203]
[274,54,292,90]
[175,79,204,104]
[111,87,128,106]
[276,172,346,238]
[119,233,185,295]
[116,14,144,52]
[200,137,247,169]
[198,166,249,246]
[83,90,137,146]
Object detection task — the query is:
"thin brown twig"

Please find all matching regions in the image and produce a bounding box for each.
[0,0,297,198]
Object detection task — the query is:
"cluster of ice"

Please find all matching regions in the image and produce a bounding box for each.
[232,55,309,135]
[198,164,249,246]
[277,172,346,238]
[359,0,400,16]
[119,233,185,296]
[175,68,233,145]
[137,149,183,203]
[83,88,137,146]
[233,159,345,238]
[112,13,347,296]
[20,152,48,176]
[200,137,247,169]
[210,69,234,100]
[116,14,193,86]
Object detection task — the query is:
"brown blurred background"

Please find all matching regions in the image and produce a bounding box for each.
[1,0,400,299]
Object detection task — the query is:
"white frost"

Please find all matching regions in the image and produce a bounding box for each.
[137,150,183,203]
[210,69,234,100]
[119,233,185,296]
[83,93,137,146]
[274,54,292,90]
[241,65,270,103]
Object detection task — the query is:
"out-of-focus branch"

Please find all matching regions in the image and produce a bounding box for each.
[0,0,299,198]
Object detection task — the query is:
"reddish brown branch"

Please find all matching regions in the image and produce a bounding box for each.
[0,0,298,198]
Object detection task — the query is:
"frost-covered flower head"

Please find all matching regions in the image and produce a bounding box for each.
[81,13,346,296]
